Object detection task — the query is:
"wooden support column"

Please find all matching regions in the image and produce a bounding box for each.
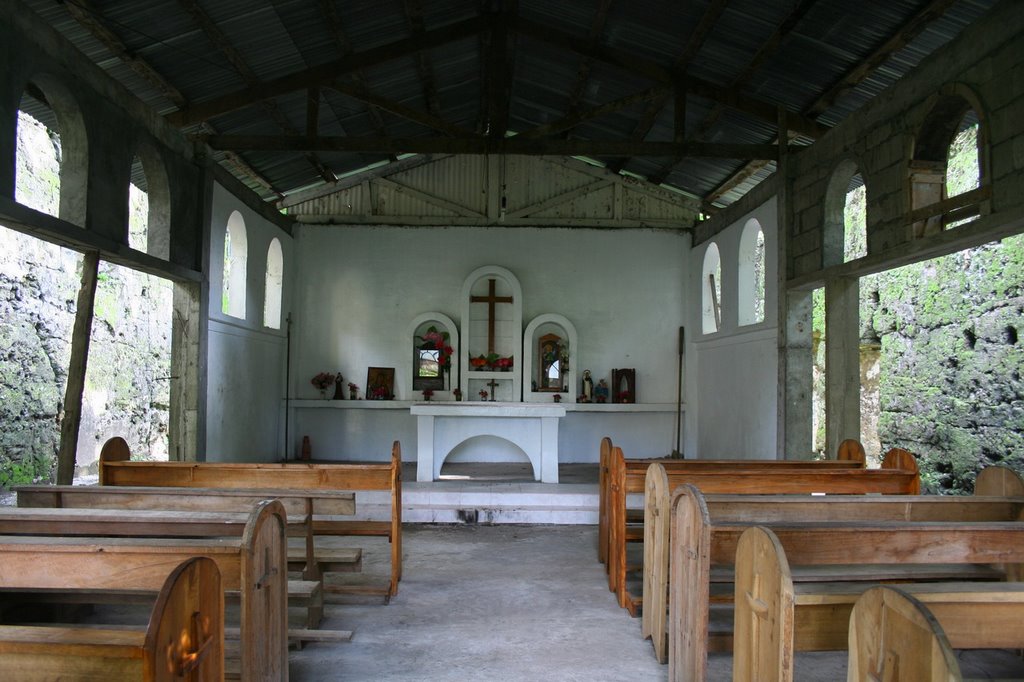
[169,281,202,462]
[56,251,99,484]
[824,275,862,457]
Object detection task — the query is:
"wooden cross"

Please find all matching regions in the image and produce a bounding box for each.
[486,378,499,401]
[470,278,513,354]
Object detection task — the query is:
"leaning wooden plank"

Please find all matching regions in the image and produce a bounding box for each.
[0,556,224,682]
[0,499,288,682]
[848,586,961,682]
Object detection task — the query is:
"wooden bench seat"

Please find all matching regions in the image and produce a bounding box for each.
[734,524,1024,681]
[608,444,918,615]
[642,463,1024,664]
[669,483,1024,682]
[0,556,223,681]
[848,585,1024,681]
[596,436,867,564]
[97,437,402,598]
[0,499,288,681]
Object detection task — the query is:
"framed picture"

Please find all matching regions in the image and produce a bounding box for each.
[366,367,395,400]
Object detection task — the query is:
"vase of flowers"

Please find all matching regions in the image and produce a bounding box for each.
[348,382,359,400]
[311,372,336,399]
[422,388,434,401]
[478,389,488,401]
[453,388,462,402]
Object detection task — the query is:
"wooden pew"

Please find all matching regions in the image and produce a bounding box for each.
[847,585,1018,682]
[642,463,1024,664]
[0,556,224,682]
[98,437,403,598]
[0,499,288,681]
[610,445,917,614]
[669,484,1024,682]
[0,504,345,634]
[596,437,866,563]
[14,484,360,589]
[734,525,1024,681]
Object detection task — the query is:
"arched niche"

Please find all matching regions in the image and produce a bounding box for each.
[701,242,722,334]
[222,210,248,320]
[737,218,766,326]
[264,237,284,330]
[440,435,535,480]
[405,312,459,400]
[459,266,523,402]
[522,313,578,403]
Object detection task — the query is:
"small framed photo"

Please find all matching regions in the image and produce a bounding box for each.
[366,367,396,400]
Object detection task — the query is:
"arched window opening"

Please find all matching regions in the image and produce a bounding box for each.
[15,99,61,217]
[844,174,867,262]
[738,219,765,326]
[15,80,88,227]
[823,159,865,267]
[702,243,722,334]
[127,145,171,259]
[222,211,247,319]
[263,238,283,329]
[127,155,149,252]
[910,91,987,236]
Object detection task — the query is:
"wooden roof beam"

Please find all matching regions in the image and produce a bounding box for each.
[165,15,485,127]
[327,81,476,137]
[202,134,779,160]
[517,85,669,139]
[484,6,515,139]
[513,16,828,140]
[563,0,615,121]
[403,0,443,118]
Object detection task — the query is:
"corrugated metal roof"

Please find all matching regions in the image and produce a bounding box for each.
[15,0,1003,209]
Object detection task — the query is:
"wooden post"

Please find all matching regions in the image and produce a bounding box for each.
[56,251,99,484]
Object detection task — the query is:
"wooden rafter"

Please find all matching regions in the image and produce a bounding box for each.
[327,81,475,137]
[165,16,485,127]
[517,85,670,139]
[706,0,957,207]
[805,0,959,118]
[512,16,828,140]
[62,0,187,110]
[563,0,615,119]
[202,134,778,160]
[647,0,820,186]
[200,124,283,200]
[484,7,514,139]
[176,0,336,183]
[403,0,443,118]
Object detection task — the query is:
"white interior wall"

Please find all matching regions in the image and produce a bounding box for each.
[206,182,293,461]
[687,198,780,458]
[289,224,689,462]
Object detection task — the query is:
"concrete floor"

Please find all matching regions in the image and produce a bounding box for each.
[290,524,1024,681]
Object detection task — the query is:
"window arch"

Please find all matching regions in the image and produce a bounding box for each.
[15,76,89,226]
[701,242,722,334]
[127,144,171,259]
[222,210,247,319]
[263,238,283,329]
[910,86,988,236]
[823,159,866,267]
[737,219,765,326]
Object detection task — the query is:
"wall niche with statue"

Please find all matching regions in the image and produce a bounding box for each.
[522,313,578,404]
[406,312,459,399]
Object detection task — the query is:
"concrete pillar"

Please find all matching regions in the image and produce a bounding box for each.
[824,276,861,457]
[170,281,201,461]
[780,289,814,458]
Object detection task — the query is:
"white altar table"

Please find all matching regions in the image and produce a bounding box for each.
[410,403,567,483]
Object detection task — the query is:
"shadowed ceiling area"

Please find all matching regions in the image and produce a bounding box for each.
[21,0,997,212]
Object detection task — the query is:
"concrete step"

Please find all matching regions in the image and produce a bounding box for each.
[351,483,599,525]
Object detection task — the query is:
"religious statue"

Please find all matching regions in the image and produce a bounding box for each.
[333,373,345,400]
[595,379,609,404]
[582,369,594,403]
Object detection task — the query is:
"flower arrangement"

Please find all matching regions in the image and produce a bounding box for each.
[311,372,336,390]
[478,389,489,401]
[311,372,336,398]
[616,390,631,403]
[418,326,454,373]
[370,385,390,400]
[422,388,434,401]
[347,382,359,400]
[470,353,514,371]
[453,388,462,401]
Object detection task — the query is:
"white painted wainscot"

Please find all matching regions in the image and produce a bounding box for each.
[410,402,567,483]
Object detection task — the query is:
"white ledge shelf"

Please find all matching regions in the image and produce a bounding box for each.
[288,399,682,413]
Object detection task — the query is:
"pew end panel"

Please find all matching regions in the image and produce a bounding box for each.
[975,464,1024,497]
[847,586,960,682]
[641,462,670,662]
[668,484,712,682]
[0,556,224,682]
